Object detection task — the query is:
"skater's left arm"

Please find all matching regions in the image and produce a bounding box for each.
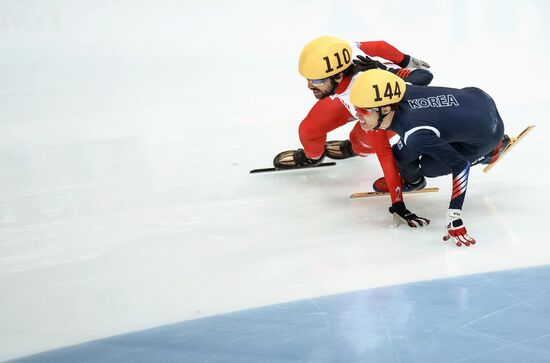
[406,130,470,210]
[355,41,430,69]
[353,55,433,86]
[406,130,476,245]
[356,41,406,65]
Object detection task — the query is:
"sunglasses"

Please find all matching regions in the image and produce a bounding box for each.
[307,77,330,86]
[356,107,380,116]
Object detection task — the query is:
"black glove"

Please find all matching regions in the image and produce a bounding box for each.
[352,55,387,72]
[388,202,430,228]
[273,149,324,169]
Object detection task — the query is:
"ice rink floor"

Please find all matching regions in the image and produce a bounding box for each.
[1,1,550,362]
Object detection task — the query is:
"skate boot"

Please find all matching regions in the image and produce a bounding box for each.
[324,140,357,160]
[373,176,426,193]
[474,134,511,165]
[273,149,324,169]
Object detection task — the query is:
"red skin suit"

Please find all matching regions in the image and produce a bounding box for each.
[299,41,407,203]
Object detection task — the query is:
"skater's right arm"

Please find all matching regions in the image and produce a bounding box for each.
[365,130,403,204]
[367,130,430,228]
[299,98,353,159]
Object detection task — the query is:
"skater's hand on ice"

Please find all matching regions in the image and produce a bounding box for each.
[389,202,430,228]
[443,209,476,247]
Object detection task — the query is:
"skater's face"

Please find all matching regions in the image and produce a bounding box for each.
[355,107,380,131]
[307,73,343,99]
[355,106,394,131]
[307,77,334,99]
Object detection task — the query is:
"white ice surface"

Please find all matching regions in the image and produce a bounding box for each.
[1,0,550,360]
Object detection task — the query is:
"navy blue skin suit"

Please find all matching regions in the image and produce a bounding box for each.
[388,85,504,210]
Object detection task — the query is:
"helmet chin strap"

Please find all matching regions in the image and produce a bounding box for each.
[373,109,386,130]
[328,76,339,95]
[318,77,339,99]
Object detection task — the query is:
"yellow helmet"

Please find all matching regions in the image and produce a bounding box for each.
[350,69,406,108]
[299,36,352,79]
